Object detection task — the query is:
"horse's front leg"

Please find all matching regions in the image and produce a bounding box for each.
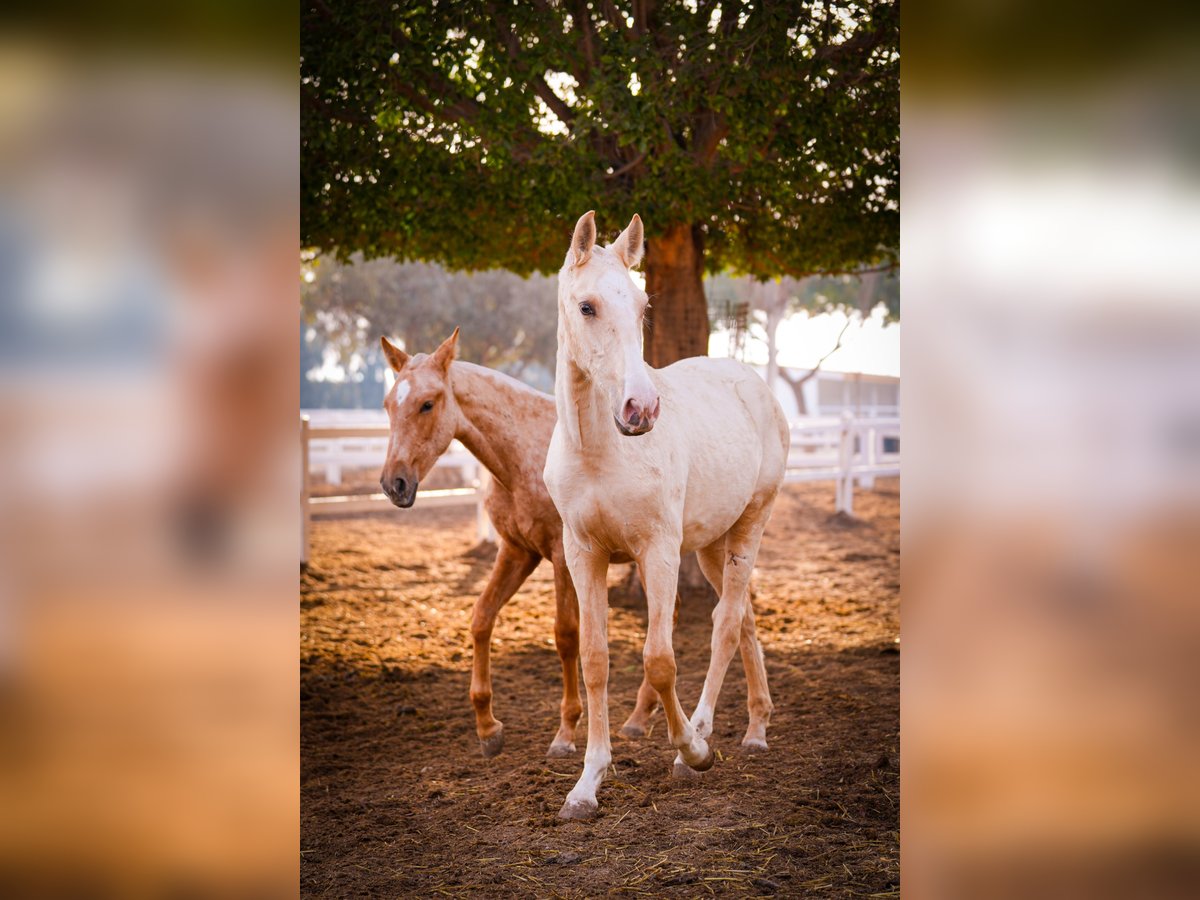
[548,556,583,757]
[640,543,713,773]
[558,538,612,820]
[469,540,540,758]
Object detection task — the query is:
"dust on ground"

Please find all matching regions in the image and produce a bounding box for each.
[301,479,899,897]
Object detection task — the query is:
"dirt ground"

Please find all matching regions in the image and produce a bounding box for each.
[301,479,899,898]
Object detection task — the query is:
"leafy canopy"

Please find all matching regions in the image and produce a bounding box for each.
[302,0,898,278]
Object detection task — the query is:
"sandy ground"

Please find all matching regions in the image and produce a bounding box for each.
[301,479,899,897]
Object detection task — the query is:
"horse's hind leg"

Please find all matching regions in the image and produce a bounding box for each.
[737,599,773,751]
[694,542,772,751]
[619,569,678,740]
[469,540,540,758]
[688,493,777,754]
[548,557,583,757]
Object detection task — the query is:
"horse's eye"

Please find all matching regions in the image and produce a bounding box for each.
[420,400,434,413]
[579,302,595,318]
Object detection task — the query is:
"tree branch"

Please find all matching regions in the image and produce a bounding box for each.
[605,151,647,179]
[811,18,894,66]
[693,108,729,165]
[303,81,377,128]
[489,6,577,128]
[571,0,600,83]
[599,0,635,40]
[784,317,854,389]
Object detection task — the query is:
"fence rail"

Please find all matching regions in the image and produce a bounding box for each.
[300,412,897,563]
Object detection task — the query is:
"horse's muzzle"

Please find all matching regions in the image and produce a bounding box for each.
[616,396,659,436]
[381,475,419,508]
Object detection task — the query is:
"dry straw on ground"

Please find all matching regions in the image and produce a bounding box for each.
[302,480,899,897]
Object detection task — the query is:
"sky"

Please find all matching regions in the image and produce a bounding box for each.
[711,306,900,377]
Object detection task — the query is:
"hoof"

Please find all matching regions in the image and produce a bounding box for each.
[672,759,704,780]
[479,729,504,759]
[741,737,769,753]
[546,741,577,758]
[618,723,646,740]
[682,746,716,773]
[558,798,598,820]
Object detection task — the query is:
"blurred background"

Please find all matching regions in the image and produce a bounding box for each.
[903,2,1200,897]
[0,0,1197,895]
[0,2,297,897]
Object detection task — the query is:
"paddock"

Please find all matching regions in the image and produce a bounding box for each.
[300,478,899,897]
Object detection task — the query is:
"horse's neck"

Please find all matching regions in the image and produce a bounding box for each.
[554,351,620,461]
[451,362,546,493]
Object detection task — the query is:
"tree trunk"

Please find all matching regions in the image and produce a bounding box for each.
[781,368,810,416]
[643,223,708,367]
[641,222,715,604]
[766,305,782,397]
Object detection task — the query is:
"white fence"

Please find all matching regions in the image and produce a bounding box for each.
[785,413,900,515]
[300,411,898,563]
[300,416,495,565]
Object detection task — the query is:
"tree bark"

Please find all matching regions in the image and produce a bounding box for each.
[781,367,810,416]
[643,223,708,367]
[765,304,782,396]
[641,222,716,603]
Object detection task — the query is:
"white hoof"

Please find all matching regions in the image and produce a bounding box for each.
[680,742,715,772]
[558,797,598,820]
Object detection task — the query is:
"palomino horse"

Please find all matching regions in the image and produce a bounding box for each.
[378,329,669,758]
[544,211,789,819]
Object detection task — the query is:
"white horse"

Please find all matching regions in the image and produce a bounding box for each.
[543,211,789,819]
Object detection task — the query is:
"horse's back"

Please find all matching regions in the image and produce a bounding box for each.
[658,357,788,470]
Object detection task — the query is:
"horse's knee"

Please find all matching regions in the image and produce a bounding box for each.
[643,646,676,692]
[470,610,494,645]
[711,594,748,631]
[579,640,607,677]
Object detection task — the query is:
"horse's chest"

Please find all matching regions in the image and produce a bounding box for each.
[485,483,558,557]
[560,482,673,554]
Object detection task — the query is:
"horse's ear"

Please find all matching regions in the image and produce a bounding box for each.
[431,327,459,374]
[381,336,409,372]
[570,210,596,267]
[612,213,644,269]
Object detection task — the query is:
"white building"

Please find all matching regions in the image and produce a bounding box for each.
[750,366,900,422]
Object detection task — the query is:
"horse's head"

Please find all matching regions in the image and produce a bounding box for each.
[558,210,659,436]
[378,328,460,507]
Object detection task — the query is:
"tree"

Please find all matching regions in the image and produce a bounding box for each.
[302,254,560,390]
[706,268,897,410]
[302,0,899,367]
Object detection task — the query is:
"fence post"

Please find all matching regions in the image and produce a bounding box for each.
[301,415,311,567]
[861,422,877,490]
[837,410,854,515]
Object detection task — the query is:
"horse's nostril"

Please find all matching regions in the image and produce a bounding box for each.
[394,478,408,496]
[623,399,640,425]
